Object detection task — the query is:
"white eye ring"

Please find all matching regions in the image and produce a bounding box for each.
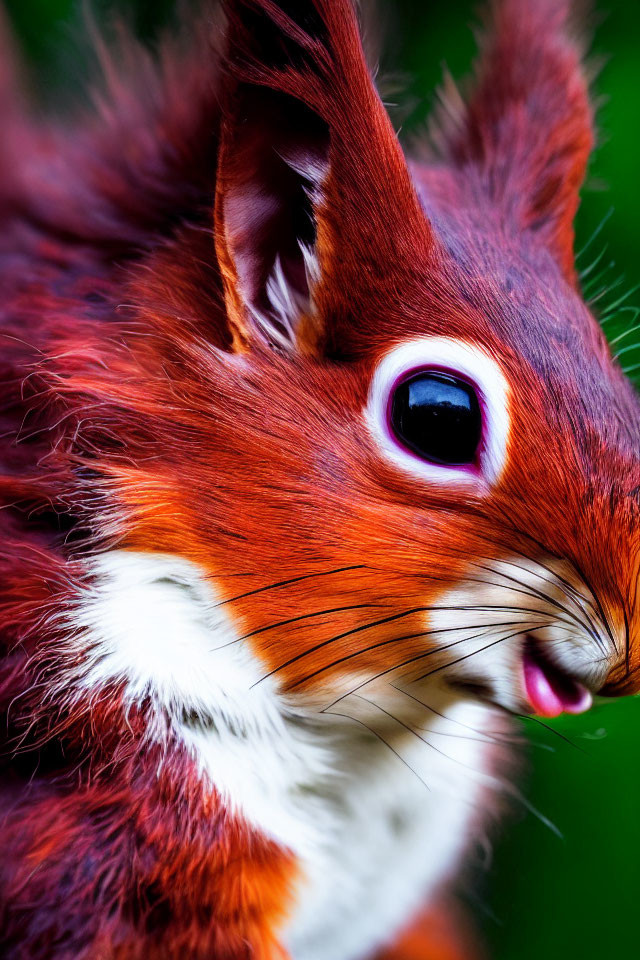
[366,337,510,489]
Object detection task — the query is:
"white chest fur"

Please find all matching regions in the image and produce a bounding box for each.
[281,693,496,960]
[70,551,500,960]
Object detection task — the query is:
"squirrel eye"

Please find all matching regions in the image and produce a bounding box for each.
[390,372,481,466]
[367,338,509,489]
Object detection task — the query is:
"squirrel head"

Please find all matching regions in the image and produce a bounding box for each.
[4,0,639,723]
[179,0,640,711]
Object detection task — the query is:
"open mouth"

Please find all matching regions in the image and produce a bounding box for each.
[522,638,593,718]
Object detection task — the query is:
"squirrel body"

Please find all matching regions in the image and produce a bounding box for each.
[1,1,638,958]
[74,552,494,960]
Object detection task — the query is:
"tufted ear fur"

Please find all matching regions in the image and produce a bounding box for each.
[215,0,434,356]
[437,0,594,285]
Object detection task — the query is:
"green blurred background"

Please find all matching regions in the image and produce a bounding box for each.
[3,1,639,957]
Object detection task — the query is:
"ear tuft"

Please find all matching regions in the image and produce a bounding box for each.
[215,0,337,354]
[251,246,320,352]
[432,0,594,284]
[215,0,433,357]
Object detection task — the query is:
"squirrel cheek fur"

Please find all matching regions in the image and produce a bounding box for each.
[0,1,639,959]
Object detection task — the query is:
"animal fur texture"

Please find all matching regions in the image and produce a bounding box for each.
[0,1,638,958]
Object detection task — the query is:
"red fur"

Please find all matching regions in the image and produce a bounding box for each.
[0,1,638,957]
[373,899,484,960]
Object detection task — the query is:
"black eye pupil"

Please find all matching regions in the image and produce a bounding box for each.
[390,371,482,466]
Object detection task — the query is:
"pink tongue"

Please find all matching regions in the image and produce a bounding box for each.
[523,647,592,718]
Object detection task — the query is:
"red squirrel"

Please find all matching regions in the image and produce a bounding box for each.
[1,1,638,958]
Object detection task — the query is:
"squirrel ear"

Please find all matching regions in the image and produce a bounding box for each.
[214,16,329,354]
[215,0,434,355]
[437,0,593,285]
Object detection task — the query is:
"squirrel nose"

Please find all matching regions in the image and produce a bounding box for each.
[598,657,639,698]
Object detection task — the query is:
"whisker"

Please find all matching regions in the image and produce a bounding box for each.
[256,602,558,686]
[209,601,387,652]
[353,694,455,762]
[393,540,605,648]
[620,360,640,376]
[576,208,613,260]
[468,563,605,653]
[331,701,560,836]
[321,624,528,710]
[597,281,640,317]
[519,714,586,754]
[609,322,640,347]
[512,560,600,630]
[440,524,614,656]
[390,684,527,748]
[211,564,366,607]
[475,554,604,638]
[490,775,563,839]
[570,558,619,657]
[252,606,431,679]
[323,707,431,792]
[623,606,631,676]
[284,615,552,691]
[411,630,527,685]
[610,340,640,360]
[588,274,625,307]
[578,243,609,281]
